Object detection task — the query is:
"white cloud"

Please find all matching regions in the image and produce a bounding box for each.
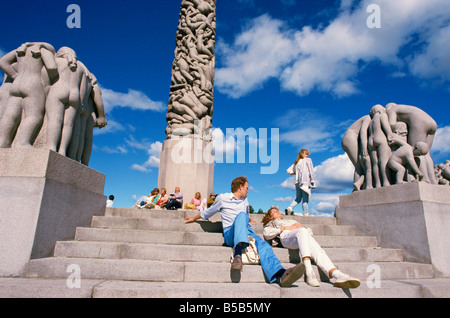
[273,196,294,202]
[216,0,450,98]
[432,126,450,155]
[95,145,128,154]
[280,176,295,190]
[409,25,450,82]
[215,14,300,98]
[314,154,354,192]
[275,108,345,153]
[101,87,165,113]
[127,137,163,173]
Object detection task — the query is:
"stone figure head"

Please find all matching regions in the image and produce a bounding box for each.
[370,104,386,117]
[56,47,77,71]
[413,142,429,156]
[385,102,397,111]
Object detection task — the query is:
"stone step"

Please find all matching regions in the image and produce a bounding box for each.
[104,207,337,225]
[73,227,379,248]
[3,277,450,298]
[27,257,434,283]
[91,216,356,236]
[54,241,404,263]
[90,279,449,298]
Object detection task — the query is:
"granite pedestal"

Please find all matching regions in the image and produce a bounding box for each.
[158,137,214,207]
[335,182,450,277]
[0,149,106,276]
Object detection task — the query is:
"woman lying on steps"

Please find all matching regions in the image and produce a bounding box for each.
[262,207,361,289]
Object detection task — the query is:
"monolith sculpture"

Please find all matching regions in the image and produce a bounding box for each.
[158,0,216,203]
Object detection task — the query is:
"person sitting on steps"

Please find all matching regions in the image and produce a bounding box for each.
[262,206,361,288]
[184,176,306,288]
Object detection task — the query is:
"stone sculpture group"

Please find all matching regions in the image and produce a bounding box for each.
[165,0,216,140]
[435,160,450,186]
[0,42,107,165]
[342,103,438,191]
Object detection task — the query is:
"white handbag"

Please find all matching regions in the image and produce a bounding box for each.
[230,236,260,265]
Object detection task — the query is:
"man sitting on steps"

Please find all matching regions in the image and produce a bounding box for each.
[184,176,306,287]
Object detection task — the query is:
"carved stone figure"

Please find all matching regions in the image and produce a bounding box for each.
[435,161,450,186]
[367,104,393,188]
[342,115,371,191]
[45,47,84,155]
[0,42,107,166]
[0,42,58,148]
[387,137,428,184]
[165,0,216,140]
[386,103,437,184]
[343,103,439,191]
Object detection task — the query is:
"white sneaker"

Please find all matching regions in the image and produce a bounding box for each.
[303,212,309,216]
[331,271,360,289]
[305,271,320,287]
[285,207,293,215]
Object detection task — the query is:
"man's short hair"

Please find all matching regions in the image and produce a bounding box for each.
[231,176,248,193]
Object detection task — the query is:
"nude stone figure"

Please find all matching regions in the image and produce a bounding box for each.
[0,42,107,166]
[79,74,107,165]
[342,102,439,190]
[45,47,84,154]
[368,104,393,188]
[0,42,58,148]
[342,115,371,191]
[386,103,437,184]
[388,136,428,184]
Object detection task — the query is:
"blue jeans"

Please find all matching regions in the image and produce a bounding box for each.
[223,212,284,283]
[289,184,309,214]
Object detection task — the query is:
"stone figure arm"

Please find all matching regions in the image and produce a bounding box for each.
[405,151,424,179]
[0,50,18,80]
[388,134,408,148]
[40,47,59,84]
[387,106,399,131]
[359,116,370,157]
[380,111,394,143]
[90,75,107,128]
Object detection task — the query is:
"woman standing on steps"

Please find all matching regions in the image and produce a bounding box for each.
[262,207,361,289]
[285,149,316,216]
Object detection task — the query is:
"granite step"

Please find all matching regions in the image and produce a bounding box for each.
[3,277,450,298]
[73,227,379,248]
[91,216,356,236]
[54,241,404,263]
[1,206,444,298]
[104,208,337,225]
[27,257,434,283]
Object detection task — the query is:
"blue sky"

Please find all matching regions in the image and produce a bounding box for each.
[1,0,449,215]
